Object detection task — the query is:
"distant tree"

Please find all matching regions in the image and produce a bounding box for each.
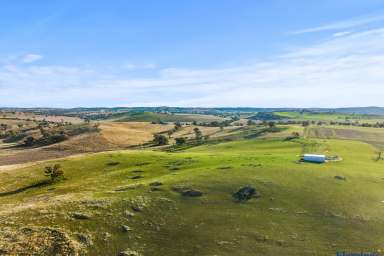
[153,134,169,145]
[291,132,300,138]
[247,120,255,126]
[174,122,182,131]
[24,136,35,146]
[231,115,240,121]
[220,124,224,131]
[376,151,383,161]
[39,127,48,137]
[7,130,16,137]
[193,127,203,141]
[175,137,187,145]
[302,121,310,127]
[44,164,64,182]
[192,121,198,126]
[267,121,275,128]
[0,124,8,130]
[208,121,220,127]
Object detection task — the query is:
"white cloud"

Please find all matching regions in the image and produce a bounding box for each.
[22,54,43,63]
[123,62,156,70]
[333,31,352,37]
[1,27,384,107]
[291,13,384,35]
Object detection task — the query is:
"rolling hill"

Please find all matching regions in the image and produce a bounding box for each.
[0,127,383,255]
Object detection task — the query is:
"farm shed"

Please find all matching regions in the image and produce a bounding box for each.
[303,154,326,163]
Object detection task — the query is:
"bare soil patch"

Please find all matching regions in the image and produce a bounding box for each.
[0,132,114,166]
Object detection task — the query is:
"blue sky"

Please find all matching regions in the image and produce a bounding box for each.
[1,0,384,107]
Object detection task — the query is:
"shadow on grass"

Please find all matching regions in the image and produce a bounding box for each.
[0,180,52,197]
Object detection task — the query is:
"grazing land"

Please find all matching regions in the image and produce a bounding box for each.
[305,126,384,150]
[100,111,227,123]
[0,111,83,124]
[275,111,384,123]
[0,108,384,255]
[99,122,174,147]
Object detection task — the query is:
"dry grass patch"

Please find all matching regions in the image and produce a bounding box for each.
[306,126,384,149]
[1,112,83,124]
[99,122,173,147]
[171,125,221,140]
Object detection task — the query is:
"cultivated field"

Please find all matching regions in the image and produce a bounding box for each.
[306,126,384,149]
[276,111,383,123]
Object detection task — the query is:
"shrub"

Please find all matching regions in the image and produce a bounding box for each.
[24,136,35,146]
[193,128,203,141]
[175,137,187,145]
[247,120,255,126]
[376,151,383,161]
[41,133,68,145]
[3,132,27,143]
[44,164,64,182]
[174,122,182,130]
[267,121,275,128]
[153,134,169,145]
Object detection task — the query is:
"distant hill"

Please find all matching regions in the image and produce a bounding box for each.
[330,107,384,115]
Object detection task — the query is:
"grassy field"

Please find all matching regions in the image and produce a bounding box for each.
[1,132,383,255]
[99,122,174,147]
[306,125,384,150]
[261,125,304,138]
[108,111,226,123]
[276,111,384,123]
[0,112,83,124]
[0,120,239,166]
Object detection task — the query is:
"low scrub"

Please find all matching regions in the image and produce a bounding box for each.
[3,132,27,143]
[23,124,99,147]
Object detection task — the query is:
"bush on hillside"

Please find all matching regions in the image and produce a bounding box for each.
[248,112,285,121]
[175,137,187,145]
[3,131,27,143]
[44,164,64,183]
[24,136,35,146]
[38,132,69,145]
[174,122,182,130]
[153,134,169,146]
[193,128,203,141]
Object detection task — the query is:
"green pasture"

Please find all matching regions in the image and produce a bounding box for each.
[276,111,384,123]
[1,133,383,255]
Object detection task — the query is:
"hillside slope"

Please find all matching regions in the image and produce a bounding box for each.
[0,136,383,255]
